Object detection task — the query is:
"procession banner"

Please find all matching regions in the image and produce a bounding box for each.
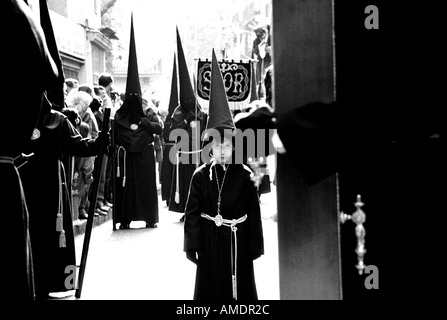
[197,60,251,102]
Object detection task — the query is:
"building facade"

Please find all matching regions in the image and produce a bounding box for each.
[28,0,113,85]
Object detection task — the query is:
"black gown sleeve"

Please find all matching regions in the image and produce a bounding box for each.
[244,171,264,259]
[183,169,203,252]
[60,116,102,157]
[275,100,378,186]
[140,114,162,135]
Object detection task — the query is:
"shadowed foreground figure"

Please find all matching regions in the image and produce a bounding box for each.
[0,0,60,300]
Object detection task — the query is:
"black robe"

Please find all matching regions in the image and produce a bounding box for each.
[1,161,35,300]
[169,113,208,213]
[20,111,102,299]
[184,163,264,300]
[160,118,175,202]
[114,111,162,225]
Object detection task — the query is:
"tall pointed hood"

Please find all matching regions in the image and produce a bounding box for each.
[39,0,65,111]
[249,61,259,102]
[116,13,144,120]
[125,13,142,98]
[176,27,196,112]
[205,49,235,135]
[167,53,178,118]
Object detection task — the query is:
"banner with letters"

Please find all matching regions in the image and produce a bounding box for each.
[197,60,251,102]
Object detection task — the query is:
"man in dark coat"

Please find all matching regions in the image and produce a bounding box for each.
[0,0,59,300]
[184,50,264,300]
[114,14,162,229]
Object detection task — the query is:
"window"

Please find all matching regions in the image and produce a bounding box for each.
[63,68,79,81]
[91,43,105,75]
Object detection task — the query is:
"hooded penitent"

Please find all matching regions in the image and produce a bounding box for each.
[2,0,62,301]
[115,12,146,149]
[168,28,207,213]
[182,50,264,301]
[114,13,161,228]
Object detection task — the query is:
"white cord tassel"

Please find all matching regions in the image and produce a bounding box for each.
[209,158,216,181]
[175,151,180,203]
[57,161,66,248]
[56,213,63,232]
[231,225,238,300]
[59,230,66,248]
[232,275,237,300]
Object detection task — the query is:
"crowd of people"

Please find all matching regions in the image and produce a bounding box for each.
[63,74,119,221]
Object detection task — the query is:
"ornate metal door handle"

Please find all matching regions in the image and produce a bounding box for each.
[247,156,267,188]
[340,195,366,275]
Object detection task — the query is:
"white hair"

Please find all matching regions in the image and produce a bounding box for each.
[68,91,93,114]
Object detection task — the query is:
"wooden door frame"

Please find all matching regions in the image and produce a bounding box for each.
[272,0,342,300]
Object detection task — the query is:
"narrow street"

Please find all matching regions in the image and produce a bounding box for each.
[68,186,279,300]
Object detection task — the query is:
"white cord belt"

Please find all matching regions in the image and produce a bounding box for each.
[116,146,127,187]
[0,156,14,165]
[200,213,247,300]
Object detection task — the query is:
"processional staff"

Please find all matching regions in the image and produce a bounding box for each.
[75,107,111,298]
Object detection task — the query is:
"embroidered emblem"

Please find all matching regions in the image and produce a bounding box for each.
[215,214,223,227]
[31,128,40,140]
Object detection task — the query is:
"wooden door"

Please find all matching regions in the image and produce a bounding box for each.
[273,0,444,300]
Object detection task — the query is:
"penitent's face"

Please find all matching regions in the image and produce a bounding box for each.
[211,137,233,164]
